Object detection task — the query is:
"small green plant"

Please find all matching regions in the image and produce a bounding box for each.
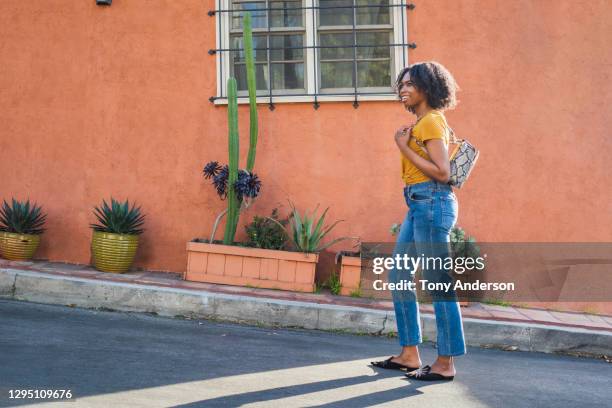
[90,198,145,235]
[0,198,47,234]
[450,226,484,270]
[481,298,512,307]
[349,287,362,297]
[390,222,401,236]
[244,208,289,250]
[325,271,342,295]
[268,202,356,253]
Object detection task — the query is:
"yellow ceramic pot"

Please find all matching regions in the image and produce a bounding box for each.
[0,231,41,261]
[91,230,139,273]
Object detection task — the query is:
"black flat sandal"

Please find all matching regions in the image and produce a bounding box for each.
[405,365,454,381]
[370,357,420,372]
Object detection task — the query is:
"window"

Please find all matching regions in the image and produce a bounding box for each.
[211,0,413,107]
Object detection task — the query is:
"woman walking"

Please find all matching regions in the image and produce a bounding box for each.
[371,61,466,381]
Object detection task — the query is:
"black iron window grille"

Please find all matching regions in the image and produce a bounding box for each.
[209,0,416,110]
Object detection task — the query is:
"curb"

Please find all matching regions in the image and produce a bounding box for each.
[1,268,610,357]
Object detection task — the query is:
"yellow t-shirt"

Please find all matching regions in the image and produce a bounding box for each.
[401,110,450,185]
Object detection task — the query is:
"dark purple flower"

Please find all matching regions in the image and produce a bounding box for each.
[234,170,262,201]
[212,165,229,199]
[203,161,222,179]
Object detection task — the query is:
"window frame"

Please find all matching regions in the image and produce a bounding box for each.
[214,0,409,105]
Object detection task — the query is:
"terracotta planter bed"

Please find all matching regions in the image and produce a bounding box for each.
[338,255,362,296]
[185,241,318,292]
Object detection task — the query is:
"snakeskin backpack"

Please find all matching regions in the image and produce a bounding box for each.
[415,126,479,188]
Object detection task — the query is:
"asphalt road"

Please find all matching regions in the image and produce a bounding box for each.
[0,299,610,408]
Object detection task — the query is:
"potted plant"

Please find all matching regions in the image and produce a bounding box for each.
[332,225,403,299]
[335,249,362,296]
[90,198,145,273]
[0,198,47,261]
[187,201,352,292]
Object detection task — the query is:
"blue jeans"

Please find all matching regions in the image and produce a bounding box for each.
[389,180,466,356]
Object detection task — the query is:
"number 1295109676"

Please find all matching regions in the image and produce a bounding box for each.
[8,389,73,399]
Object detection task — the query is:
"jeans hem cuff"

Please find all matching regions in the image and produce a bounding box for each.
[399,340,422,347]
[438,350,466,357]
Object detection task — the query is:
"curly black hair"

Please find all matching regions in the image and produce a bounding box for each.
[394,61,459,111]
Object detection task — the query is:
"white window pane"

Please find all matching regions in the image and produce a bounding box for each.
[317,27,393,90]
[356,31,390,59]
[357,60,391,86]
[356,0,390,25]
[234,64,269,91]
[320,61,354,88]
[270,35,304,61]
[271,63,305,89]
[270,0,303,27]
[232,2,268,29]
[319,0,353,26]
[231,35,268,63]
[319,33,353,60]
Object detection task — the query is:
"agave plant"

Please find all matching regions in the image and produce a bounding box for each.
[90,198,145,235]
[0,198,47,234]
[268,202,357,253]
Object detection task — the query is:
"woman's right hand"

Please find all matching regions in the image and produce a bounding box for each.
[395,125,414,146]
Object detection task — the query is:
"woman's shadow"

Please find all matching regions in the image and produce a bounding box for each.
[174,366,430,408]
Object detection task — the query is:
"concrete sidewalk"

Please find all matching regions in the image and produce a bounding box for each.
[1,259,610,358]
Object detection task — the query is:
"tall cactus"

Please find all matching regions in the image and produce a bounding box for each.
[221,11,258,244]
[223,78,240,244]
[244,12,258,172]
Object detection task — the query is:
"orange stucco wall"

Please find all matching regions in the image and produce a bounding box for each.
[1,1,611,311]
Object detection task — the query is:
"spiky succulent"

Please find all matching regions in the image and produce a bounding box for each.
[234,170,261,201]
[0,198,47,234]
[90,198,145,235]
[212,165,229,199]
[205,163,261,201]
[203,161,222,179]
[266,202,354,253]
